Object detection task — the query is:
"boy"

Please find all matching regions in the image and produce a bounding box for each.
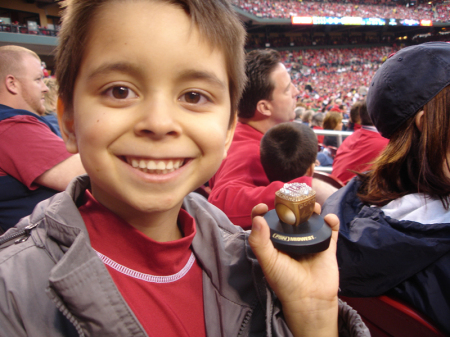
[261,122,317,182]
[0,1,368,336]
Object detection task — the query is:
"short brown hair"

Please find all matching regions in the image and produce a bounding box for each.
[301,109,314,124]
[56,0,247,124]
[260,122,318,182]
[349,101,362,125]
[238,49,281,119]
[358,85,450,208]
[323,112,342,130]
[358,99,373,126]
[0,45,40,81]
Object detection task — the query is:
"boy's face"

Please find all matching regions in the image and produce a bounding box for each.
[63,1,234,223]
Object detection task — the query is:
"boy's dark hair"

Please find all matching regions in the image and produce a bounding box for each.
[238,49,281,119]
[56,0,247,126]
[358,99,373,126]
[260,122,318,183]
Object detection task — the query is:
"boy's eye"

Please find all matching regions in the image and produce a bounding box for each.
[105,86,138,99]
[185,92,201,104]
[179,91,210,105]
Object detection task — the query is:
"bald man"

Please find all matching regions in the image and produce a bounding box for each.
[0,45,85,231]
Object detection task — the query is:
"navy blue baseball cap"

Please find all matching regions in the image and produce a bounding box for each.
[366,42,450,139]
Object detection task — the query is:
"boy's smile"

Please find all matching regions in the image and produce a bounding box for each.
[64,1,235,238]
[126,157,185,175]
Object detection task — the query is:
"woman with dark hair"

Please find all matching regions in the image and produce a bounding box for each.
[322,42,450,335]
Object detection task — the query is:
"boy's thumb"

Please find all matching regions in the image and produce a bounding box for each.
[248,215,274,264]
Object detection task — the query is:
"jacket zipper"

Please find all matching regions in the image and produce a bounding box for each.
[0,223,39,245]
[48,287,85,337]
[237,308,253,337]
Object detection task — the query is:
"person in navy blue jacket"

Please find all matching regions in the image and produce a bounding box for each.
[322,41,450,335]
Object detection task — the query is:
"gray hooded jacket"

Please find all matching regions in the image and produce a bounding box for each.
[0,175,369,337]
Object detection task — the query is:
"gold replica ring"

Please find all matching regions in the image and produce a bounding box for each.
[275,183,316,226]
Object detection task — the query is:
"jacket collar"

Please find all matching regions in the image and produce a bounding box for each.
[41,176,262,335]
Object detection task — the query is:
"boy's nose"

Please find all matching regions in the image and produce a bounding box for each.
[134,99,182,139]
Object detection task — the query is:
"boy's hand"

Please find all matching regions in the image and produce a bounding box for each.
[248,203,339,337]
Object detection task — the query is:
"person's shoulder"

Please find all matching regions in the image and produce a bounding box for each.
[0,114,54,136]
[1,114,41,124]
[321,177,362,216]
[184,192,246,236]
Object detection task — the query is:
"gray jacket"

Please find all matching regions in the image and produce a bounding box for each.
[0,176,369,337]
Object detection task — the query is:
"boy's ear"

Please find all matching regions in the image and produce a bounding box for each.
[415,110,425,133]
[256,100,272,117]
[57,98,79,154]
[223,115,237,159]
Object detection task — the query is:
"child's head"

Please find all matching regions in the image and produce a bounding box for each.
[260,122,317,183]
[56,0,246,125]
[54,0,247,226]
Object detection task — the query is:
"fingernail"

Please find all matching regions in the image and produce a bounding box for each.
[252,220,261,232]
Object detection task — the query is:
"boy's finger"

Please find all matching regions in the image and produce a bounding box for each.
[248,215,274,265]
[251,203,269,219]
[324,214,339,232]
[324,214,340,245]
[314,202,321,215]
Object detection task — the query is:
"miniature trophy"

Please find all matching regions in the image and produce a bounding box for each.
[263,182,331,256]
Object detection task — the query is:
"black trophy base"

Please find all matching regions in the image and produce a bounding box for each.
[264,209,331,257]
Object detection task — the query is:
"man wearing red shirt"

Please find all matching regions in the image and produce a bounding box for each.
[209,49,337,229]
[0,46,85,231]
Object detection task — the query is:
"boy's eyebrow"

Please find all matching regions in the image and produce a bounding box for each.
[86,63,226,91]
[86,62,143,81]
[177,69,227,90]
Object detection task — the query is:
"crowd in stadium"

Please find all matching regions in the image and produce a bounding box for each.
[1,0,450,336]
[278,46,397,108]
[233,0,450,22]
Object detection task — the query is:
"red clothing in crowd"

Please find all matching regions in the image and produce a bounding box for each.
[332,126,389,184]
[208,122,312,230]
[0,115,72,186]
[312,125,324,144]
[80,190,206,337]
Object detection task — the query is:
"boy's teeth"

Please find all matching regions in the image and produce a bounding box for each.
[128,158,184,173]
